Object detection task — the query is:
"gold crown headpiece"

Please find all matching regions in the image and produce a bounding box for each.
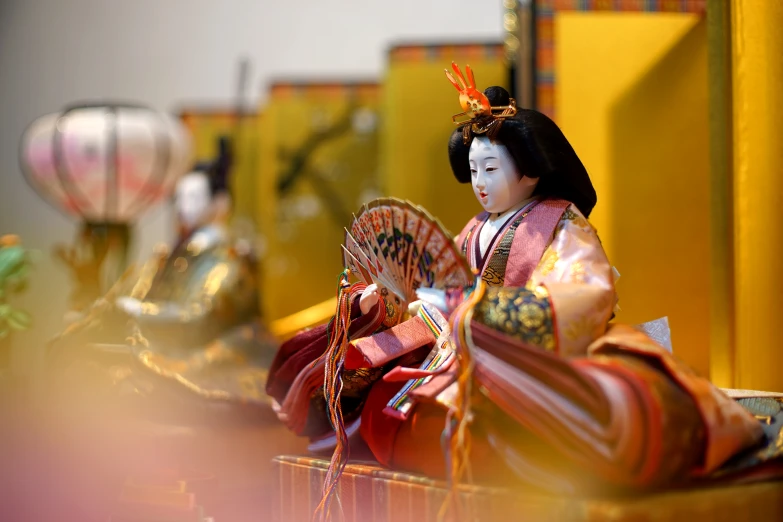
[445,62,517,144]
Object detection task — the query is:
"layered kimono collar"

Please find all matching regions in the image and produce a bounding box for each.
[487,195,538,223]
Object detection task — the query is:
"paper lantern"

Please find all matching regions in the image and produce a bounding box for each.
[19,102,192,311]
[20,102,192,224]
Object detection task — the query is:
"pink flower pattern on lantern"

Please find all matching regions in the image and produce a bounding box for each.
[21,106,192,223]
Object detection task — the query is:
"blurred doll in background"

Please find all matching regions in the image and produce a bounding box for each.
[50,137,277,422]
[116,137,259,348]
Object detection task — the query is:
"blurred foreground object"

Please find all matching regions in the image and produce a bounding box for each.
[0,235,33,369]
[42,136,288,520]
[20,102,192,313]
[109,469,216,522]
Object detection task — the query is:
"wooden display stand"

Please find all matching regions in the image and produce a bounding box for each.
[272,455,783,522]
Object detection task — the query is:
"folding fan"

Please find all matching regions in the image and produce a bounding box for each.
[342,197,474,305]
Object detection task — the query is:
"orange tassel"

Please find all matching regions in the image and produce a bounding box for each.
[438,280,486,522]
[313,269,356,522]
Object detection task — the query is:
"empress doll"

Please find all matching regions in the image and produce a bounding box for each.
[267,65,776,494]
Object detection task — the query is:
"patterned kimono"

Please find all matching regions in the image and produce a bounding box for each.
[269,197,774,492]
[457,197,615,357]
[342,198,615,423]
[267,198,609,440]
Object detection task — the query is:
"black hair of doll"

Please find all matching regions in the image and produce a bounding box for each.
[189,136,232,197]
[447,86,597,217]
[208,136,232,196]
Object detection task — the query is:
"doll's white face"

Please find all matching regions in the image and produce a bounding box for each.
[175,172,212,230]
[469,137,538,214]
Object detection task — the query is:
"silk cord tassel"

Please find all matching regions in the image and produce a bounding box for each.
[313,269,355,522]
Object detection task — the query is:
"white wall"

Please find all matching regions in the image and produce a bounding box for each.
[0,0,503,373]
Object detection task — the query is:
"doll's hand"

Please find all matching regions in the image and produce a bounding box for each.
[359,284,380,315]
[415,288,448,314]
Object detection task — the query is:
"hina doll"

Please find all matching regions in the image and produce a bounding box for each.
[267,65,779,497]
[115,137,259,349]
[50,138,277,418]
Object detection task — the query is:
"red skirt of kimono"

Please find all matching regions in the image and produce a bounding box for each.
[360,323,768,492]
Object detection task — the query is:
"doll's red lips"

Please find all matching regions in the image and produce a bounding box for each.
[479,192,487,198]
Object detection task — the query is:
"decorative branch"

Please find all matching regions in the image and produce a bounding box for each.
[275,101,360,226]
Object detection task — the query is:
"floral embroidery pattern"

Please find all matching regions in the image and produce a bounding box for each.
[473,286,555,351]
[562,207,589,229]
[569,261,586,283]
[536,247,559,278]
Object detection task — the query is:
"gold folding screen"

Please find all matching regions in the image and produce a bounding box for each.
[550,6,711,377]
[257,83,382,321]
[380,43,508,235]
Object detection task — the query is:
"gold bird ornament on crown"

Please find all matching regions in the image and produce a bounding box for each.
[445,62,518,143]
